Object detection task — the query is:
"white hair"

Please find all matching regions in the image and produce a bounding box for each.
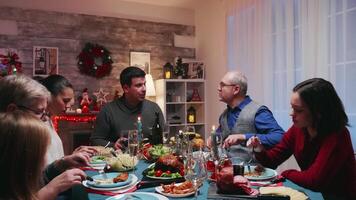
[0,75,50,111]
[226,71,248,95]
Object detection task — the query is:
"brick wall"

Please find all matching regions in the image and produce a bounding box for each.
[0,6,195,103]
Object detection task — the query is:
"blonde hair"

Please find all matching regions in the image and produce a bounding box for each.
[0,111,50,200]
[0,75,50,111]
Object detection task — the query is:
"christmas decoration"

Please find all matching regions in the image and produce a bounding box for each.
[78,88,92,113]
[174,56,187,78]
[0,51,22,77]
[163,62,173,79]
[52,114,97,132]
[93,88,109,109]
[77,43,113,78]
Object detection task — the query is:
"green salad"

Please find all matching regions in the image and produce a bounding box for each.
[91,156,106,163]
[148,145,171,160]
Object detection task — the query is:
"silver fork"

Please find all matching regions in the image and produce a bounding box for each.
[247,134,257,173]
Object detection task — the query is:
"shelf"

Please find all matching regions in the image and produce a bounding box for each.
[168,123,205,127]
[155,79,206,138]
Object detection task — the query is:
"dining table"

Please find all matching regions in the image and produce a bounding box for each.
[82,160,324,200]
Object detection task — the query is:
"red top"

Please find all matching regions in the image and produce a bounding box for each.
[256,125,356,198]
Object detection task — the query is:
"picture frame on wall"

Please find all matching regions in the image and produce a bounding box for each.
[129,51,150,73]
[186,61,204,79]
[33,46,58,76]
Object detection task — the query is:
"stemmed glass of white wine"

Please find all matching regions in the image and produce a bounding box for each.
[128,130,139,175]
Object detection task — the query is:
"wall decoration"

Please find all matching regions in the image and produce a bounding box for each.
[77,43,113,78]
[93,88,109,109]
[129,51,150,73]
[33,46,58,76]
[0,49,22,77]
[186,61,204,79]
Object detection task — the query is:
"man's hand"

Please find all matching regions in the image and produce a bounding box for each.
[223,134,246,148]
[246,136,264,152]
[114,137,128,150]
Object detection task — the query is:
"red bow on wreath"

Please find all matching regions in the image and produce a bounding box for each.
[77,43,113,78]
[0,51,23,77]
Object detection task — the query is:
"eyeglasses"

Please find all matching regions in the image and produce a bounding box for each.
[17,105,49,121]
[219,82,237,89]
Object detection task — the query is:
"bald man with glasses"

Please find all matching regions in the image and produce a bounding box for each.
[207,71,284,161]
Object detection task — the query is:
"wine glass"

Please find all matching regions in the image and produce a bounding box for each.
[128,130,138,175]
[184,151,207,198]
[162,124,170,147]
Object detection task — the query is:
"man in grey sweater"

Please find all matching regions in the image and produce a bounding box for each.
[90,67,164,150]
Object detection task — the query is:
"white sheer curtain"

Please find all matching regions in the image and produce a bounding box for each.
[224,0,356,171]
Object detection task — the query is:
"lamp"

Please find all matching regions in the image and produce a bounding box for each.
[145,73,156,97]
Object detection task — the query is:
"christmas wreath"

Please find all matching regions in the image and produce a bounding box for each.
[0,51,22,77]
[77,43,113,78]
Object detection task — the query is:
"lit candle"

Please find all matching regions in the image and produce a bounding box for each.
[137,116,142,142]
[211,125,216,132]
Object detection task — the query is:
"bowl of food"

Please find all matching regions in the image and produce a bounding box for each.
[142,144,172,162]
[106,153,138,172]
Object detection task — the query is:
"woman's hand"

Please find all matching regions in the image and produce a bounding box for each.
[246,136,264,152]
[38,168,86,200]
[57,152,91,171]
[73,145,98,156]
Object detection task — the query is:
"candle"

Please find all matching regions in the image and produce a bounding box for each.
[211,125,216,132]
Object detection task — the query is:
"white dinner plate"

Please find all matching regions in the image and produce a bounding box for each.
[155,183,195,198]
[244,166,277,181]
[82,174,138,191]
[87,173,132,188]
[106,192,169,200]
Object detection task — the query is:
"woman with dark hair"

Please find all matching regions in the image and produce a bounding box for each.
[249,78,356,199]
[39,75,96,164]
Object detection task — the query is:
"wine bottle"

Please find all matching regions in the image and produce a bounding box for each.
[151,112,163,145]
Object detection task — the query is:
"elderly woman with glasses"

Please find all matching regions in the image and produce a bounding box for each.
[0,75,89,199]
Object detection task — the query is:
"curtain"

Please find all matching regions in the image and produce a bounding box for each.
[225,0,336,171]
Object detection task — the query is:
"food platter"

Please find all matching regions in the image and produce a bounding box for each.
[155,182,195,198]
[144,163,183,180]
[86,172,132,188]
[82,174,138,191]
[244,166,277,181]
